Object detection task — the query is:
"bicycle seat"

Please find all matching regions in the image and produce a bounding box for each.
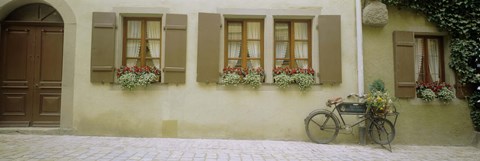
[326,97,343,107]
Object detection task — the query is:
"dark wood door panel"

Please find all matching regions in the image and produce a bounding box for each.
[0,25,63,127]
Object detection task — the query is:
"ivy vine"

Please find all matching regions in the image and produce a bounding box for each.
[382,0,480,84]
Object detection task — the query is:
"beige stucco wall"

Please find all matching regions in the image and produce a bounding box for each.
[363,7,474,145]
[0,0,475,146]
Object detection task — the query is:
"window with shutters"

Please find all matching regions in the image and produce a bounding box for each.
[274,20,312,68]
[414,36,445,83]
[224,19,264,68]
[122,17,161,69]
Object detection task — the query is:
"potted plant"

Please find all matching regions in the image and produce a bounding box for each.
[243,67,265,89]
[221,67,243,86]
[273,67,315,91]
[416,82,455,102]
[116,66,161,90]
[273,67,294,89]
[292,68,316,91]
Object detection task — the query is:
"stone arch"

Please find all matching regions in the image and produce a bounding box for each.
[0,0,76,129]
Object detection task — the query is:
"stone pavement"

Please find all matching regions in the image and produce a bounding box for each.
[0,134,479,161]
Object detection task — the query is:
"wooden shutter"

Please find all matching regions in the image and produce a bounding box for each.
[197,13,221,83]
[91,12,116,83]
[164,14,187,83]
[393,31,416,98]
[318,15,342,84]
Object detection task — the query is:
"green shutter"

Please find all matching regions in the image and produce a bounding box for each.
[197,13,221,83]
[318,15,342,84]
[164,14,187,83]
[91,12,116,83]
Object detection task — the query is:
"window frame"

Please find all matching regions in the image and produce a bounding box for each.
[414,35,445,83]
[223,19,265,69]
[274,19,312,68]
[122,17,162,67]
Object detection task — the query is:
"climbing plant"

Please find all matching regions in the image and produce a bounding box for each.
[382,0,480,84]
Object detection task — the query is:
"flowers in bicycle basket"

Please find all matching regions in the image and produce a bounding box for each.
[116,66,161,90]
[272,67,315,91]
[365,79,394,116]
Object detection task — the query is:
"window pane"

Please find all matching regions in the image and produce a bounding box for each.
[126,59,140,67]
[146,21,161,39]
[146,59,160,69]
[294,41,308,58]
[295,60,308,69]
[126,40,141,57]
[127,21,141,38]
[228,42,242,58]
[275,42,289,59]
[294,22,308,40]
[275,23,289,41]
[247,41,261,58]
[247,60,261,69]
[275,60,290,68]
[428,39,440,82]
[146,40,160,58]
[247,22,261,39]
[228,23,242,40]
[227,60,242,68]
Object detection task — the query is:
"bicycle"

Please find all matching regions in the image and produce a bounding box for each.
[304,94,397,146]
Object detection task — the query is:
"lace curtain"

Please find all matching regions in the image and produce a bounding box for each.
[414,38,424,82]
[275,23,289,67]
[227,23,242,67]
[247,22,261,68]
[146,21,161,68]
[294,22,308,68]
[126,21,141,66]
[428,39,440,82]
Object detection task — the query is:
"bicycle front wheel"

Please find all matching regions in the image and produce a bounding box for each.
[368,117,395,145]
[305,111,339,144]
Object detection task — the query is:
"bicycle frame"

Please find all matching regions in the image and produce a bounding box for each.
[328,102,371,129]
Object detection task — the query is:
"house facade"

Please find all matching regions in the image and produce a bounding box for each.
[0,0,475,145]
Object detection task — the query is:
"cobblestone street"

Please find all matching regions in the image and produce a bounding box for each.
[0,134,479,161]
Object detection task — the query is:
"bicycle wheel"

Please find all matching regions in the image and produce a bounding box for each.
[368,117,395,145]
[305,111,339,144]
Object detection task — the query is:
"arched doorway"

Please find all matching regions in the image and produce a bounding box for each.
[0,3,63,127]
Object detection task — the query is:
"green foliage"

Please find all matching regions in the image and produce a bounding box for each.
[382,0,480,84]
[273,73,293,89]
[222,73,242,86]
[368,79,386,93]
[243,73,262,89]
[420,88,436,102]
[437,87,455,103]
[471,110,480,131]
[293,73,316,91]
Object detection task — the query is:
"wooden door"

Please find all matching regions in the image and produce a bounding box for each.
[0,25,63,127]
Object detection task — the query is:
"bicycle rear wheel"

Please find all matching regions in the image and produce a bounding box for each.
[305,111,339,144]
[368,117,395,145]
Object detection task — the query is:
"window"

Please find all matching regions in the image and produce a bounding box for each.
[122,17,161,68]
[274,20,312,68]
[414,36,444,83]
[224,19,264,68]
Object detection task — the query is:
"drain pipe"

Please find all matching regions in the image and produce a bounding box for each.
[356,0,364,96]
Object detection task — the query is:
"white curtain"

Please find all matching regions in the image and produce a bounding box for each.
[414,38,424,82]
[147,21,161,68]
[126,21,141,66]
[428,39,440,82]
[294,22,308,68]
[228,23,242,67]
[275,23,289,67]
[247,22,261,68]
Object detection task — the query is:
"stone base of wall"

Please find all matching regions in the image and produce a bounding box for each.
[0,127,73,135]
[474,131,480,148]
